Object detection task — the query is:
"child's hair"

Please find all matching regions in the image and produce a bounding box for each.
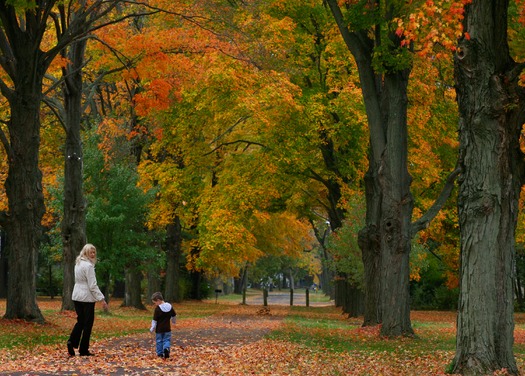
[151,292,164,301]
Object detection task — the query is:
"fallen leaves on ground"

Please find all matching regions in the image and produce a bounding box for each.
[1,301,525,375]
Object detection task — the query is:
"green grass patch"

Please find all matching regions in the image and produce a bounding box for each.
[268,307,457,355]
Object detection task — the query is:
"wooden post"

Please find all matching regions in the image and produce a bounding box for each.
[263,289,268,306]
[290,288,294,306]
[306,288,310,307]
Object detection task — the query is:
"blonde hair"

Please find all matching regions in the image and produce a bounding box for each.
[76,243,97,265]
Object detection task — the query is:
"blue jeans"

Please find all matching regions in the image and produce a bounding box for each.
[155,331,172,356]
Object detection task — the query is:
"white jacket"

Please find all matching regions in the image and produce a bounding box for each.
[71,258,105,303]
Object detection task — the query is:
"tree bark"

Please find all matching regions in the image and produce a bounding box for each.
[146,271,161,303]
[123,267,146,309]
[326,0,414,336]
[377,72,414,337]
[0,25,49,320]
[0,0,123,323]
[4,86,46,322]
[452,0,525,372]
[234,264,248,294]
[0,230,7,298]
[61,37,88,312]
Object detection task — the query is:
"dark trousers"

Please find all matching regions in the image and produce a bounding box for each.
[68,301,95,354]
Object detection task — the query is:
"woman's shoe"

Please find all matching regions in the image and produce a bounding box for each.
[79,351,95,356]
[67,341,75,356]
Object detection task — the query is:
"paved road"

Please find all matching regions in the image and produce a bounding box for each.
[245,289,334,307]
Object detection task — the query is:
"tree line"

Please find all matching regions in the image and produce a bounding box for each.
[0,1,523,375]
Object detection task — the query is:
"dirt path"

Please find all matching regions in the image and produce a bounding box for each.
[1,305,287,376]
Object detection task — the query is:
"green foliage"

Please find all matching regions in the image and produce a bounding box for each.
[508,0,525,61]
[249,253,311,288]
[82,130,159,281]
[325,198,366,287]
[6,0,37,9]
[410,255,458,310]
[372,38,413,74]
[343,0,381,31]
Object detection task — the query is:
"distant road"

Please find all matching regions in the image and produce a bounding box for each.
[245,289,334,307]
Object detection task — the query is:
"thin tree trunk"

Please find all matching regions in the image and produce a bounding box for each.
[61,38,88,312]
[452,0,524,371]
[310,220,335,298]
[234,264,248,294]
[164,217,182,303]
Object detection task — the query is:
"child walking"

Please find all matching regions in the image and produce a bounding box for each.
[149,292,177,358]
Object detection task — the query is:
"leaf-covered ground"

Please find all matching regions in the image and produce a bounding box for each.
[1,299,525,375]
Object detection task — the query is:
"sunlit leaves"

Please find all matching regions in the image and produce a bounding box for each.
[407,53,459,286]
[392,0,472,56]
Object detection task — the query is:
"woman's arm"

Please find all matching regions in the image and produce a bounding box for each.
[86,263,105,302]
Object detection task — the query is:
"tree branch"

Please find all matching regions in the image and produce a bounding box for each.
[203,139,267,156]
[410,165,461,237]
[0,120,12,160]
[210,116,251,145]
[42,96,66,132]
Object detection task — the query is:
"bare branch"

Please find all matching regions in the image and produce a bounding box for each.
[210,116,251,144]
[42,96,66,132]
[203,139,267,156]
[307,167,330,187]
[81,65,129,114]
[0,115,11,161]
[0,28,14,79]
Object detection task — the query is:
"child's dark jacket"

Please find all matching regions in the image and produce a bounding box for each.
[150,302,176,334]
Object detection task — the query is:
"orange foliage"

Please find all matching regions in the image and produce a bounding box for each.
[394,0,472,55]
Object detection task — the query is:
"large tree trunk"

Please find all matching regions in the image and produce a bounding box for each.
[4,87,46,322]
[0,230,7,298]
[146,269,161,303]
[451,0,524,372]
[61,38,88,312]
[377,72,413,337]
[358,164,382,326]
[327,0,414,336]
[164,217,182,303]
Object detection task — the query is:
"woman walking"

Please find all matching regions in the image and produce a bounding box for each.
[67,244,108,356]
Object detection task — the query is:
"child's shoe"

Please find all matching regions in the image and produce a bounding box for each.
[164,348,170,359]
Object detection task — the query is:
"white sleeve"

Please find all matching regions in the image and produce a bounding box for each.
[86,264,105,301]
[150,320,157,332]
